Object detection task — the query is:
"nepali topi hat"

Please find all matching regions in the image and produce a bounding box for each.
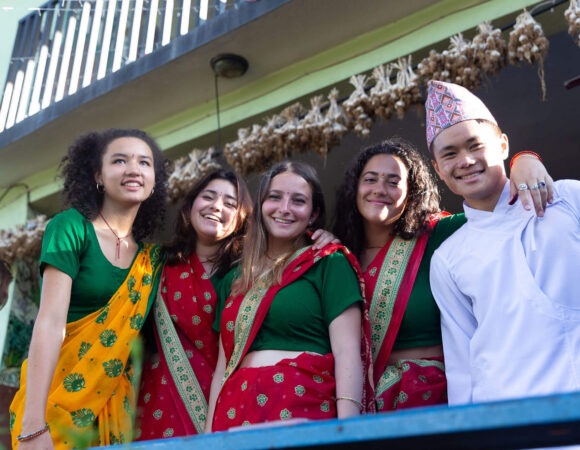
[425,80,497,150]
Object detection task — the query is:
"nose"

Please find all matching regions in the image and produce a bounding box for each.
[373,180,388,196]
[457,150,475,168]
[278,196,290,213]
[211,195,224,211]
[125,157,141,175]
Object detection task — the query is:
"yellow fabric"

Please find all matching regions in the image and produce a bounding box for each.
[10,243,161,449]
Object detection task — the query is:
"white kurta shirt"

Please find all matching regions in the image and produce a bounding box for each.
[430,180,580,405]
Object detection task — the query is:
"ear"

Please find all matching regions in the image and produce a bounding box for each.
[431,158,442,179]
[309,209,320,226]
[94,171,102,184]
[499,133,509,161]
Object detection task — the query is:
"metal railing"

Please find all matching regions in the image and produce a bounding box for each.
[0,0,240,134]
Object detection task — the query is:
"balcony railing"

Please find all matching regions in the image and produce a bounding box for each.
[0,0,241,134]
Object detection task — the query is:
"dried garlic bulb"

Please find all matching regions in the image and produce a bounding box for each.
[343,74,374,136]
[391,57,422,119]
[508,9,549,99]
[0,216,48,264]
[473,21,507,76]
[370,64,395,120]
[565,0,580,47]
[167,148,222,202]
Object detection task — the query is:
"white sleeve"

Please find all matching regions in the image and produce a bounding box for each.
[557,179,580,223]
[430,250,477,405]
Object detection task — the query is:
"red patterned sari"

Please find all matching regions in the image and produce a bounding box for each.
[136,254,218,439]
[365,227,447,412]
[212,244,372,431]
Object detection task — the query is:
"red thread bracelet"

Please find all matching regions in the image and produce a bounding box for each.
[509,151,542,170]
[16,423,50,442]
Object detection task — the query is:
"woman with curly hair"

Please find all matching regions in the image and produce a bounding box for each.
[10,129,171,449]
[135,169,252,440]
[332,138,551,412]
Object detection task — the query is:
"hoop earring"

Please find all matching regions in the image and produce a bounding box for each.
[96,183,105,193]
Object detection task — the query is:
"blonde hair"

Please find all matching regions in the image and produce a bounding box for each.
[232,161,326,295]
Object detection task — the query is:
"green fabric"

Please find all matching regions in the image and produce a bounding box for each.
[216,252,362,354]
[393,213,467,350]
[40,208,160,323]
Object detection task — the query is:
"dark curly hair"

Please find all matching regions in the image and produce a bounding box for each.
[332,138,441,259]
[163,169,252,277]
[60,128,172,241]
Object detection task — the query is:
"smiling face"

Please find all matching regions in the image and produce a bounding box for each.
[190,179,239,245]
[95,137,155,207]
[356,153,409,232]
[431,119,509,212]
[261,171,318,251]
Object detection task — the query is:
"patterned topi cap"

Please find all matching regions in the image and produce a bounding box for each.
[425,80,497,151]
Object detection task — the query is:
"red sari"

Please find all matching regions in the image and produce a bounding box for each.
[365,221,447,412]
[136,255,218,439]
[212,244,373,431]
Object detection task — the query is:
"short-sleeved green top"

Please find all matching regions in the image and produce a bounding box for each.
[214,251,363,355]
[40,208,159,323]
[392,213,466,349]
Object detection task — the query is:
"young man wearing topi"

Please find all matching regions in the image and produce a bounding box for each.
[425,80,580,417]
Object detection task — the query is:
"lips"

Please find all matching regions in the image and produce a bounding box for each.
[203,213,222,223]
[122,179,143,187]
[272,217,294,224]
[456,169,484,180]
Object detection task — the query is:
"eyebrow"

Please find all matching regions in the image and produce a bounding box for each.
[269,189,308,198]
[203,188,237,202]
[436,136,479,155]
[361,170,400,179]
[109,152,153,161]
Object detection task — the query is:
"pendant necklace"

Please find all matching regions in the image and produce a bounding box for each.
[99,213,130,260]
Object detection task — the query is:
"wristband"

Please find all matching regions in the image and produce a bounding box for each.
[336,396,363,411]
[509,151,542,170]
[16,423,50,442]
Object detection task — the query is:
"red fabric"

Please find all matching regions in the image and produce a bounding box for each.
[212,353,336,431]
[375,357,447,411]
[136,255,218,440]
[216,244,373,429]
[364,233,430,387]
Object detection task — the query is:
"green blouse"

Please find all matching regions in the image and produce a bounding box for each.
[40,208,159,323]
[215,252,363,355]
[392,213,467,349]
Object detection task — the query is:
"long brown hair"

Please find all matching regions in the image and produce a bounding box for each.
[233,161,325,294]
[163,169,251,277]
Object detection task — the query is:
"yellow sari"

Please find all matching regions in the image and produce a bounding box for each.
[10,243,161,449]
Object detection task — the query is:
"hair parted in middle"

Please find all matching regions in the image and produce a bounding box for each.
[333,137,441,259]
[233,160,326,294]
[163,168,252,277]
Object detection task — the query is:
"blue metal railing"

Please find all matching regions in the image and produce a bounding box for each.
[105,392,580,449]
[0,0,240,133]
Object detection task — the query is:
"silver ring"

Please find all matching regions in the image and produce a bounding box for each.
[530,184,540,190]
[539,181,547,188]
[517,183,529,191]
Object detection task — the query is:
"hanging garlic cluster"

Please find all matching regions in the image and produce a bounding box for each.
[472,21,507,76]
[224,90,352,175]
[565,0,580,47]
[342,74,374,136]
[0,216,48,264]
[369,57,421,121]
[167,148,222,202]
[417,34,478,90]
[418,21,507,90]
[508,9,549,99]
